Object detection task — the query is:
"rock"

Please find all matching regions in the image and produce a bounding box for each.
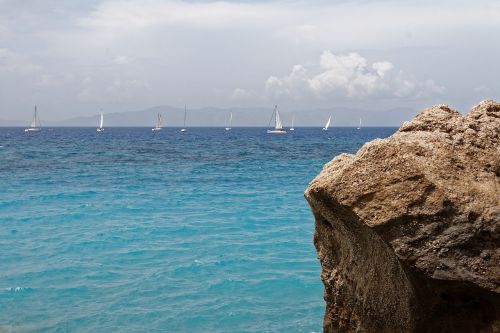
[305,100,500,332]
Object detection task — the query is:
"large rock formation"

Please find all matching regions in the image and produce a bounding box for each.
[305,100,500,332]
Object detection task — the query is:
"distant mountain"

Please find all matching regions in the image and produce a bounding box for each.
[0,118,26,126]
[0,105,417,127]
[50,106,273,127]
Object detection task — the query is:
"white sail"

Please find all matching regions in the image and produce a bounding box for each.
[96,112,104,132]
[152,113,163,131]
[267,105,286,134]
[30,106,37,128]
[323,116,331,130]
[275,109,283,129]
[25,105,41,132]
[357,118,362,129]
[181,105,187,132]
[152,114,162,131]
[225,112,232,131]
[291,116,294,128]
[157,114,162,128]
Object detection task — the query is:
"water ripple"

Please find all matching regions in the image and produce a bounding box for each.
[0,127,395,332]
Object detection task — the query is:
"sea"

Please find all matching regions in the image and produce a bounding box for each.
[0,127,396,333]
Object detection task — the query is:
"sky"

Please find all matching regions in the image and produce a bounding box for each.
[0,0,499,123]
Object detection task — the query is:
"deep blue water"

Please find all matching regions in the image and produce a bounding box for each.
[0,127,396,333]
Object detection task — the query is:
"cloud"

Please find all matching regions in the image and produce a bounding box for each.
[372,62,393,78]
[111,78,150,90]
[77,76,95,101]
[231,88,254,100]
[0,0,498,118]
[78,0,286,30]
[36,74,56,87]
[265,51,444,100]
[275,24,320,45]
[0,48,41,74]
[112,55,131,65]
[474,86,492,95]
[78,76,151,102]
[265,64,310,100]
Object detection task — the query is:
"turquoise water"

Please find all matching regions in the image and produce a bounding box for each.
[0,127,395,332]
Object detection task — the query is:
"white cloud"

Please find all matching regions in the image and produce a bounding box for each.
[274,24,320,45]
[393,78,444,98]
[0,48,41,74]
[474,86,492,95]
[78,76,150,102]
[79,0,286,30]
[36,74,55,86]
[265,51,444,100]
[231,88,254,100]
[372,62,393,79]
[309,52,379,97]
[111,78,150,90]
[0,0,498,118]
[112,55,130,65]
[265,64,311,100]
[77,76,94,101]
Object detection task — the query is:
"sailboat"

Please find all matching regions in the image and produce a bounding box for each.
[180,105,187,132]
[290,116,295,131]
[267,105,286,134]
[96,112,104,132]
[357,118,362,130]
[152,113,163,131]
[322,116,331,131]
[24,105,41,132]
[225,112,233,131]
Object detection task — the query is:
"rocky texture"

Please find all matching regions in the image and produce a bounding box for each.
[305,100,500,332]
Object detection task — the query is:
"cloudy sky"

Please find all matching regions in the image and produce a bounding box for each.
[0,0,499,122]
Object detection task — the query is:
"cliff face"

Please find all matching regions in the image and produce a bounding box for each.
[305,100,500,332]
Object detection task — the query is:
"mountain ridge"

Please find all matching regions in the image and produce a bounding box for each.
[1,105,416,127]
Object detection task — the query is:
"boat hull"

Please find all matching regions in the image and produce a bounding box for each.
[152,128,162,131]
[96,128,104,132]
[267,129,287,134]
[24,128,41,132]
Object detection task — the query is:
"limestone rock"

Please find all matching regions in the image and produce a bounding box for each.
[305,100,500,332]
